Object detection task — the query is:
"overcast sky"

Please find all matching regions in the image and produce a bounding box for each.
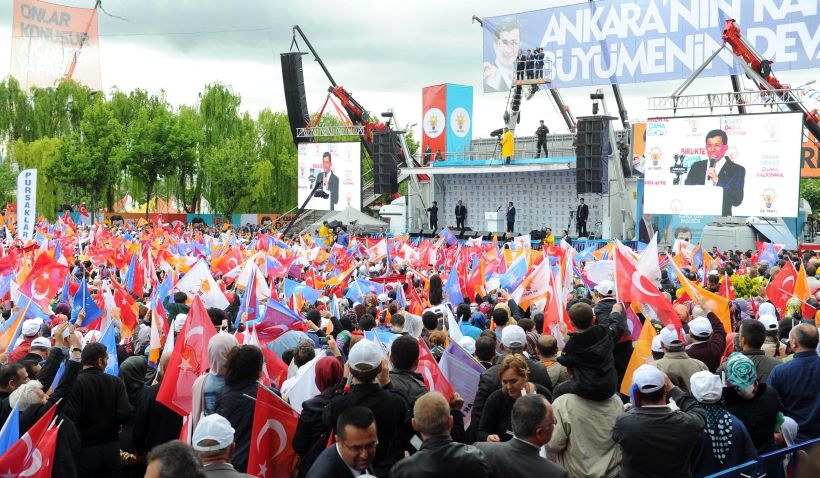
[1,0,816,142]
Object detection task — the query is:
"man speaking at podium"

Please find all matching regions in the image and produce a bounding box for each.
[684,129,745,216]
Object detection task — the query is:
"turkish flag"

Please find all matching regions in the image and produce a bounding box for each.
[614,243,682,333]
[0,402,58,476]
[79,203,90,217]
[719,273,735,300]
[418,341,454,399]
[4,203,16,213]
[111,279,139,336]
[212,247,243,277]
[20,253,69,310]
[247,384,300,478]
[156,296,218,416]
[766,259,797,314]
[246,328,288,390]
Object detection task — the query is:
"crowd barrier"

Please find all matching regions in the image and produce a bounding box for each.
[705,437,820,478]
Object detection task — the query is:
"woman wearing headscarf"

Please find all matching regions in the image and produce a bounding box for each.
[118,355,148,478]
[293,356,344,477]
[775,415,799,478]
[723,352,781,478]
[190,331,238,432]
[689,371,757,477]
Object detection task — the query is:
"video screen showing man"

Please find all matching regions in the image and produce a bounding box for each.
[684,129,745,216]
[483,17,522,93]
[314,152,339,211]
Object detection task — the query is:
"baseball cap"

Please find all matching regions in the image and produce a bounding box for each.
[21,318,43,337]
[30,337,52,351]
[501,325,526,349]
[594,280,615,297]
[459,336,476,355]
[651,334,664,353]
[689,316,713,338]
[632,364,665,393]
[690,371,723,403]
[174,313,187,334]
[192,414,235,452]
[377,293,390,304]
[659,325,684,347]
[348,339,383,372]
[758,314,778,332]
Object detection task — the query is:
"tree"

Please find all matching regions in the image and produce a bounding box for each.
[196,83,242,213]
[203,114,257,215]
[11,138,63,219]
[51,98,124,219]
[257,109,297,212]
[800,179,820,214]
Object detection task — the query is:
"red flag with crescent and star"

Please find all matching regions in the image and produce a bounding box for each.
[19,253,69,311]
[247,384,300,478]
[0,401,58,476]
[156,296,218,416]
[418,341,454,400]
[766,259,798,314]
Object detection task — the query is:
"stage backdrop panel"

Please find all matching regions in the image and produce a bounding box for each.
[297,142,362,212]
[436,170,602,237]
[643,112,803,218]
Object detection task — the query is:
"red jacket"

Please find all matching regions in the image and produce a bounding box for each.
[8,337,33,363]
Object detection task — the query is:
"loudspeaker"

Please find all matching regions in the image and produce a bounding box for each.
[280,53,311,144]
[372,131,399,195]
[575,116,613,194]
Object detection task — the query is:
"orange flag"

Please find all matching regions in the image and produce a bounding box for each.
[794,263,811,302]
[620,316,658,396]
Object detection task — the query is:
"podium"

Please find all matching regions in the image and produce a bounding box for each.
[485,211,505,233]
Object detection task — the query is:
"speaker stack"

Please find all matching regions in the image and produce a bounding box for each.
[575,116,615,194]
[280,52,311,144]
[372,131,399,195]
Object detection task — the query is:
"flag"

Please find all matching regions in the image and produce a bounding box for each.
[0,302,28,353]
[0,401,58,476]
[511,258,552,311]
[418,341,454,399]
[100,321,120,376]
[755,242,778,266]
[19,252,69,311]
[237,265,259,328]
[720,273,735,300]
[156,297,218,416]
[174,259,230,309]
[111,280,139,337]
[619,316,658,396]
[247,384,300,478]
[79,203,89,217]
[669,256,732,333]
[794,263,811,303]
[0,404,19,455]
[439,227,457,246]
[766,260,797,314]
[614,243,683,332]
[500,255,528,293]
[439,343,483,429]
[247,300,305,343]
[444,266,463,306]
[71,279,105,327]
[246,327,288,390]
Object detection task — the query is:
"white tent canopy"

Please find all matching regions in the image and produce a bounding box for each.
[305,207,388,234]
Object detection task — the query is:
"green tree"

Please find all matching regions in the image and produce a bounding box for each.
[800,178,820,213]
[257,109,297,212]
[196,83,242,212]
[11,138,63,218]
[203,114,257,215]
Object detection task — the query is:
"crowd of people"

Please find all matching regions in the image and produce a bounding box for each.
[0,218,819,477]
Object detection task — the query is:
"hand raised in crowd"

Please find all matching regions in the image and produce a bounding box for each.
[326,335,341,358]
[449,392,464,411]
[376,357,391,387]
[52,321,70,348]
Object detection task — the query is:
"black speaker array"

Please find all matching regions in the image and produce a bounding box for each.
[575,117,612,194]
[372,131,399,195]
[280,52,311,144]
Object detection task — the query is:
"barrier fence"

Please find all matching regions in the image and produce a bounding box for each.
[705,437,820,478]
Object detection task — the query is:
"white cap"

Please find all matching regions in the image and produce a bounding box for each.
[174,313,187,334]
[689,316,713,338]
[459,336,476,355]
[377,293,390,303]
[501,325,526,349]
[21,318,43,337]
[82,330,102,347]
[689,371,723,403]
[348,340,383,372]
[30,337,52,350]
[659,325,684,347]
[651,334,664,353]
[594,280,615,297]
[192,414,235,452]
[759,314,778,331]
[632,364,665,393]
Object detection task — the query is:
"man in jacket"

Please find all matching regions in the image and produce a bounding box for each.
[576,198,589,237]
[308,407,379,477]
[192,413,252,478]
[684,129,745,216]
[535,120,549,157]
[64,342,133,478]
[390,392,490,478]
[427,201,439,231]
[613,364,706,478]
[506,202,516,233]
[455,200,467,230]
[133,352,184,458]
[717,319,781,382]
[592,280,633,388]
[685,309,726,373]
[768,323,820,441]
[478,394,569,478]
[653,325,708,393]
[323,340,411,477]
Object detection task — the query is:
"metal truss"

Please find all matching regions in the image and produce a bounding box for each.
[647,88,807,113]
[295,125,364,138]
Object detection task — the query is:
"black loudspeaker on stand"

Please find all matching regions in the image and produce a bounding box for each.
[372,131,399,195]
[575,116,615,194]
[281,52,311,144]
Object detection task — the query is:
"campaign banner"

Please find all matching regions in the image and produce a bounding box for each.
[481,0,820,92]
[643,112,803,218]
[297,142,361,212]
[800,139,820,178]
[16,169,37,242]
[445,84,473,162]
[11,0,102,90]
[422,84,447,159]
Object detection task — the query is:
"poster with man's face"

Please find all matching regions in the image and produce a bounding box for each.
[297,142,362,211]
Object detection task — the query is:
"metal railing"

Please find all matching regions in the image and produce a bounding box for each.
[704,437,820,478]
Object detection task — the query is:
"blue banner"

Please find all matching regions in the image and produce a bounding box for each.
[445,84,473,160]
[482,0,820,91]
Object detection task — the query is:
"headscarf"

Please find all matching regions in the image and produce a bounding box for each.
[725,352,757,391]
[690,371,733,464]
[721,333,737,365]
[207,332,239,376]
[733,298,751,321]
[119,356,148,406]
[314,356,343,391]
[470,311,487,329]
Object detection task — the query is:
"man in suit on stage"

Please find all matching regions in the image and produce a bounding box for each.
[684,129,745,216]
[455,200,467,230]
[314,151,340,211]
[307,407,378,477]
[475,394,569,478]
[576,198,589,237]
[506,202,516,233]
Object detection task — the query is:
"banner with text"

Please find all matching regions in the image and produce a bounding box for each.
[297,142,361,212]
[482,0,820,92]
[16,169,37,242]
[643,112,803,218]
[11,0,102,90]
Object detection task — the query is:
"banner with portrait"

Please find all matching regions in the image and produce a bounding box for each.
[297,142,362,212]
[642,112,803,218]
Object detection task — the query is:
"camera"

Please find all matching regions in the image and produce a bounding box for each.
[319,336,329,345]
[490,128,504,138]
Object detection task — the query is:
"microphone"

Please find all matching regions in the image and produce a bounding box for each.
[709,155,716,168]
[497,205,502,212]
